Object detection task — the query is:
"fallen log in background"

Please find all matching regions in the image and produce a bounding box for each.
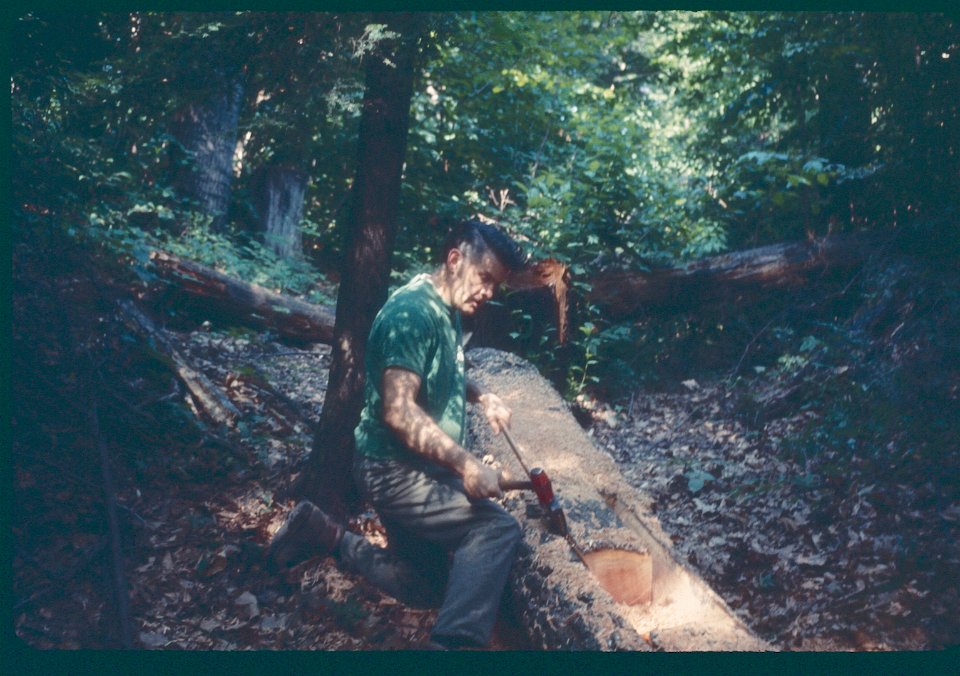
[467,348,774,651]
[149,251,336,343]
[151,250,571,348]
[117,299,241,428]
[589,233,873,318]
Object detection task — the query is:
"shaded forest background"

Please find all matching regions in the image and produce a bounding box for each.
[9,10,960,650]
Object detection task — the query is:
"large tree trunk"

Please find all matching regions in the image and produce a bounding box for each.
[588,233,873,319]
[299,15,425,515]
[148,250,336,343]
[170,69,245,230]
[253,164,308,258]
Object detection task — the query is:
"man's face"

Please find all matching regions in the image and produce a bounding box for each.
[448,247,509,315]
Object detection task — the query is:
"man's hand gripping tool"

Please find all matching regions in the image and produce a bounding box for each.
[497,428,569,537]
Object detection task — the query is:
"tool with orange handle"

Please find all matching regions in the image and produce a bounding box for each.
[498,429,651,607]
[497,428,571,541]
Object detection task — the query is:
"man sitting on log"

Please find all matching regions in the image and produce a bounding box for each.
[268,220,527,650]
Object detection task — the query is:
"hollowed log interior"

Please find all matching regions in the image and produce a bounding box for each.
[581,548,653,606]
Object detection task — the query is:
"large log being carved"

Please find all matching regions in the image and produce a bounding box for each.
[467,348,774,651]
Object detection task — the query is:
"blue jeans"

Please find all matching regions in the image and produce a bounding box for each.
[344,454,521,647]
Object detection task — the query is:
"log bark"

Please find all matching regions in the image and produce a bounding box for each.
[588,233,873,318]
[506,258,571,344]
[466,348,773,651]
[117,299,241,428]
[149,250,336,344]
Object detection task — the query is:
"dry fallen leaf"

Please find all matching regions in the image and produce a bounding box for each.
[940,504,960,522]
[139,630,169,648]
[235,591,259,619]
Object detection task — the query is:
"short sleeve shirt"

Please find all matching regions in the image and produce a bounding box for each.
[354,274,466,460]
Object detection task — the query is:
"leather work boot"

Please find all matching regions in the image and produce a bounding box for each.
[267,500,344,569]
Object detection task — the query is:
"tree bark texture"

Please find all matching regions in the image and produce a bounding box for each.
[588,233,872,319]
[254,164,308,258]
[148,251,336,343]
[170,70,245,230]
[301,14,425,514]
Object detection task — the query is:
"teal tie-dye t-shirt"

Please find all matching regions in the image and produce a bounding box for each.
[354,274,466,460]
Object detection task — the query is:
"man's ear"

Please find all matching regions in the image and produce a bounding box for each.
[446,246,464,270]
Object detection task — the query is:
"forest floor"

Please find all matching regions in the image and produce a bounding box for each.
[588,382,958,651]
[11,231,960,652]
[12,305,959,651]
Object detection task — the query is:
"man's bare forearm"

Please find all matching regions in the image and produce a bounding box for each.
[389,397,475,472]
[384,368,479,473]
[467,378,511,434]
[382,367,501,498]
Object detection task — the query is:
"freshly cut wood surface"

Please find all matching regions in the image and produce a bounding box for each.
[582,549,653,607]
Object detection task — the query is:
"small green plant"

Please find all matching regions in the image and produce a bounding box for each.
[567,321,601,397]
[685,468,716,494]
[776,353,808,374]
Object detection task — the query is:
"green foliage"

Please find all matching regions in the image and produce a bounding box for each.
[11,11,358,306]
[729,253,960,497]
[685,469,716,494]
[776,335,823,374]
[402,12,736,271]
[166,222,333,302]
[12,10,959,404]
[84,196,333,302]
